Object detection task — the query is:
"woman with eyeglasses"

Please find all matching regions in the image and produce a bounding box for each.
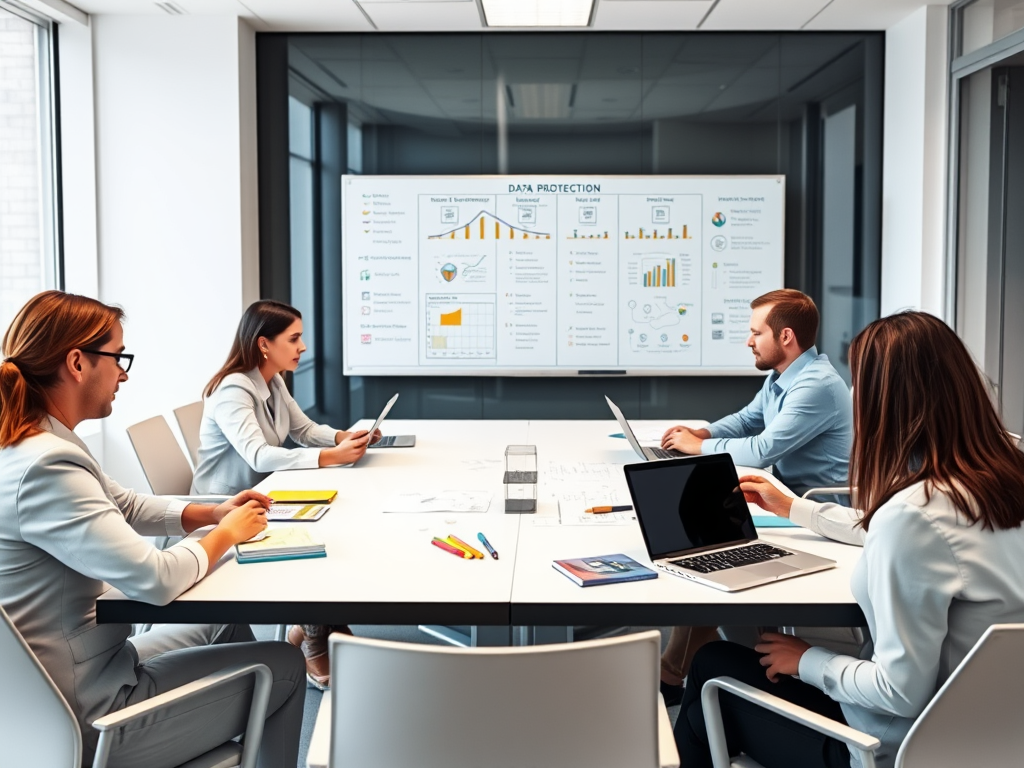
[0,291,305,768]
[191,299,380,690]
[673,311,1024,768]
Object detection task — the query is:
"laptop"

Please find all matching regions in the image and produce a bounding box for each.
[364,393,416,448]
[604,395,684,461]
[623,454,835,592]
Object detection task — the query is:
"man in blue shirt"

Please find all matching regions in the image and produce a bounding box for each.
[661,288,852,495]
[657,289,853,705]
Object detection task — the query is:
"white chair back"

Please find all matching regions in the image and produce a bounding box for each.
[126,415,193,495]
[174,401,204,468]
[896,623,1024,768]
[329,630,662,768]
[0,604,81,767]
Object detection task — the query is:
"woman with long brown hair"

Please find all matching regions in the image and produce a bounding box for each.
[673,311,1024,768]
[0,291,305,767]
[192,299,379,690]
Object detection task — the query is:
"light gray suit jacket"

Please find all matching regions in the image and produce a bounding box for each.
[191,368,338,495]
[0,416,208,743]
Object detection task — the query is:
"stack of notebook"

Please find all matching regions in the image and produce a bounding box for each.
[235,526,326,564]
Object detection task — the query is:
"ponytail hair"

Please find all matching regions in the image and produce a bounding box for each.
[204,300,301,397]
[1,291,125,447]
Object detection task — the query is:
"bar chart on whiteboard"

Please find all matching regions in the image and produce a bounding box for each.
[342,174,785,376]
[425,296,496,359]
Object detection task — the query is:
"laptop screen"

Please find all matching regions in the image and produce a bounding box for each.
[624,455,757,559]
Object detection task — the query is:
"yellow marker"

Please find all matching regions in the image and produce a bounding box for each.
[447,534,485,559]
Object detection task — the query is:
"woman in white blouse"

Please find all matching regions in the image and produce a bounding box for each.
[192,299,379,690]
[674,311,1024,768]
[191,300,376,496]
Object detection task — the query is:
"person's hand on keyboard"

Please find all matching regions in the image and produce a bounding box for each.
[661,426,711,454]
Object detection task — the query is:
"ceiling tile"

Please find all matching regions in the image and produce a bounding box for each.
[700,0,831,31]
[360,0,483,30]
[802,0,954,31]
[595,0,713,31]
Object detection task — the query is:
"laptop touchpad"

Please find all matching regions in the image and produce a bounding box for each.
[744,561,799,579]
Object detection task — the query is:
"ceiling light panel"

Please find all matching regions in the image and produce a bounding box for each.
[482,0,595,27]
[507,83,575,118]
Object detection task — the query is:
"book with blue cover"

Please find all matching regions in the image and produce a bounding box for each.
[552,553,658,587]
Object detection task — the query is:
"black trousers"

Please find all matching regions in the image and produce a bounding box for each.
[674,641,851,768]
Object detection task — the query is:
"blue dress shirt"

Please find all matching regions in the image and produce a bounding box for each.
[700,347,852,493]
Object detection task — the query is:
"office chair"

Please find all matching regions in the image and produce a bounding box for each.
[126,414,196,496]
[0,604,272,768]
[174,400,205,468]
[125,415,286,641]
[700,623,1024,768]
[306,630,680,768]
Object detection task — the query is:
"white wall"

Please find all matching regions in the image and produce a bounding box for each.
[90,15,259,489]
[880,4,949,316]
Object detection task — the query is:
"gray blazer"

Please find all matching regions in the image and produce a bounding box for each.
[191,368,338,495]
[0,416,207,743]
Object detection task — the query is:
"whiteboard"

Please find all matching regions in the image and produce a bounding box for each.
[342,175,784,376]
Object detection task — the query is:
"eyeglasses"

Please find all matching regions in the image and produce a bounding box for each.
[81,349,134,373]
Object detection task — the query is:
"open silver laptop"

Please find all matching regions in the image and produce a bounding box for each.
[624,454,835,592]
[604,395,683,461]
[365,393,416,448]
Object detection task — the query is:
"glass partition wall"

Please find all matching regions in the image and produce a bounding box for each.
[259,32,884,426]
[950,0,1024,434]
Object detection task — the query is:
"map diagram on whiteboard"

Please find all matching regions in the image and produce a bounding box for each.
[342,175,784,375]
[425,295,496,359]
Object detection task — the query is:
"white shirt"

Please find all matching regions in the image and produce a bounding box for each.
[191,368,338,495]
[797,482,1024,768]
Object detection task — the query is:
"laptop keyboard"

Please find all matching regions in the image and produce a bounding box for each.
[669,543,793,573]
[649,446,683,459]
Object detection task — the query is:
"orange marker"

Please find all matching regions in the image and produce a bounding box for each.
[447,534,484,559]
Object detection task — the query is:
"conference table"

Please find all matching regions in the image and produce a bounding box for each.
[97,419,864,644]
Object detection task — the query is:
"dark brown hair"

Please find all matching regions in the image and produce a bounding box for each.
[1,291,125,447]
[750,289,819,351]
[850,311,1024,531]
[204,300,302,397]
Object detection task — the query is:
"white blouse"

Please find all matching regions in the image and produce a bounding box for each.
[797,482,1024,768]
[191,368,338,495]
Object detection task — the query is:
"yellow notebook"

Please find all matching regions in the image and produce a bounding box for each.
[268,489,337,504]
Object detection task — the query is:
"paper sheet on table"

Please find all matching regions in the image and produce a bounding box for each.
[382,490,492,513]
[556,485,635,526]
[459,459,503,472]
[545,461,618,484]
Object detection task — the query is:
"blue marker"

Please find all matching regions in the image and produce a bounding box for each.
[477,532,499,560]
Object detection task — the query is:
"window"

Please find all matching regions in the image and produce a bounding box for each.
[0,2,59,333]
[289,95,317,410]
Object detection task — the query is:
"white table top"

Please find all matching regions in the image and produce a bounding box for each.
[97,419,862,627]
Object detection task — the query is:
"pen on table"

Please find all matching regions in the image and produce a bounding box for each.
[477,532,498,560]
[584,505,633,514]
[431,538,473,559]
[447,534,484,559]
